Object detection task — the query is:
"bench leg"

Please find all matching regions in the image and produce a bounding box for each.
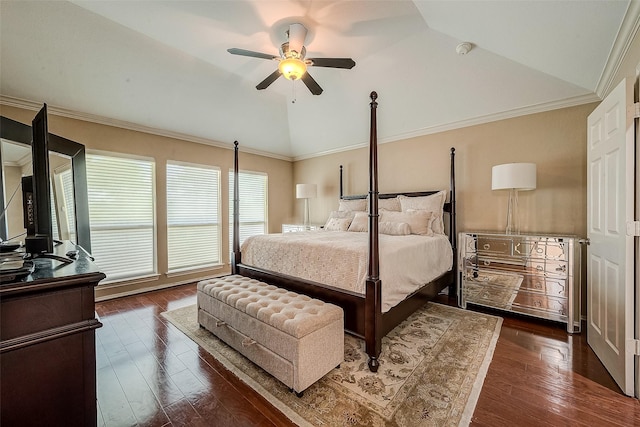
[290,388,304,398]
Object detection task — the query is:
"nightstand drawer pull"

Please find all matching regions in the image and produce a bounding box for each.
[483,243,490,250]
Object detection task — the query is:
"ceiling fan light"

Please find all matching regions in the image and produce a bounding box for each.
[279,58,307,80]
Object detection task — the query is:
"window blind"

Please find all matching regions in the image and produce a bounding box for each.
[60,169,77,243]
[86,153,155,282]
[167,162,221,272]
[228,171,267,259]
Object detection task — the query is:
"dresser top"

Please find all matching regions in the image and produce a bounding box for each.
[462,231,579,239]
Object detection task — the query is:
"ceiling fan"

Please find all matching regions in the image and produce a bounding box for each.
[227,23,356,95]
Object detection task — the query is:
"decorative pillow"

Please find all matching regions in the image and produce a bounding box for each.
[324,217,352,231]
[398,191,446,234]
[379,221,411,235]
[348,211,369,232]
[324,211,354,229]
[338,198,367,212]
[380,210,434,236]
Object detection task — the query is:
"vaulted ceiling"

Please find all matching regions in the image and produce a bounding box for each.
[0,1,636,160]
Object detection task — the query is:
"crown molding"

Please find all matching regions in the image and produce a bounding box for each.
[0,96,293,162]
[596,0,640,98]
[292,93,599,161]
[3,90,598,164]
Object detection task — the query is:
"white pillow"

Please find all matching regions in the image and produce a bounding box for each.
[324,217,352,231]
[338,198,367,212]
[378,197,401,212]
[348,211,369,232]
[380,210,434,236]
[364,195,401,212]
[379,221,411,235]
[324,211,354,229]
[398,191,446,234]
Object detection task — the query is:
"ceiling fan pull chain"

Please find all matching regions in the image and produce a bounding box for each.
[292,79,297,104]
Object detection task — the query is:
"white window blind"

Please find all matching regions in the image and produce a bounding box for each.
[52,168,76,243]
[228,171,267,258]
[60,169,77,243]
[86,153,155,282]
[167,162,221,272]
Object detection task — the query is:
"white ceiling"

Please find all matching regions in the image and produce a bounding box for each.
[0,1,635,160]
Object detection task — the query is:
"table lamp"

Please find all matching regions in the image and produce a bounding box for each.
[296,183,317,226]
[491,163,536,234]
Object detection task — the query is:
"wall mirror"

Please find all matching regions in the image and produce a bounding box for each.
[0,116,91,252]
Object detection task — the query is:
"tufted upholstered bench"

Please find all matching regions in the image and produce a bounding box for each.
[197,275,344,395]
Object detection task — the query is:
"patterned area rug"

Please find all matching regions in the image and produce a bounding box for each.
[463,272,524,309]
[162,302,502,426]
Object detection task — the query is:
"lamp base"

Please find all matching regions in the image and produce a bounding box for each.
[505,189,519,234]
[303,198,310,227]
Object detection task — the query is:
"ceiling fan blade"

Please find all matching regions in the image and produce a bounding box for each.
[256,69,282,90]
[301,72,323,95]
[227,48,279,60]
[288,23,307,56]
[307,58,356,69]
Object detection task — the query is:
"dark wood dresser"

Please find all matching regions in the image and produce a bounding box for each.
[1,241,105,427]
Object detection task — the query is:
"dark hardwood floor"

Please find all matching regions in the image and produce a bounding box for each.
[95,284,640,426]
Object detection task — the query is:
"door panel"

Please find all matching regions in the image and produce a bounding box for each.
[587,77,635,397]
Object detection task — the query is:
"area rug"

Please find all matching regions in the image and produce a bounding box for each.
[462,272,523,310]
[162,302,502,427]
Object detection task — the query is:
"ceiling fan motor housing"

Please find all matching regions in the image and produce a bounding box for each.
[280,42,306,60]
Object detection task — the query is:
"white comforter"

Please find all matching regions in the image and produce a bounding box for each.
[240,231,453,312]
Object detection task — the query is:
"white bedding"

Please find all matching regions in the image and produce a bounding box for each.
[240,231,453,312]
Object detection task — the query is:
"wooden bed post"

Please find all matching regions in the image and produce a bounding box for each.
[449,147,457,297]
[232,141,240,274]
[365,91,382,372]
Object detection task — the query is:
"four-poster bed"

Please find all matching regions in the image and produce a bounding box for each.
[232,92,457,372]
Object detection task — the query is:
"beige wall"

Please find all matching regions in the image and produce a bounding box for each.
[294,102,597,315]
[294,102,597,237]
[0,104,293,299]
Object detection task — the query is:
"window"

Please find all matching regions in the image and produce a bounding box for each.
[167,162,221,272]
[228,171,267,258]
[86,153,155,282]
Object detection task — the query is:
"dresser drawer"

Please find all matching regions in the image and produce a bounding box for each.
[528,259,569,278]
[513,292,568,318]
[521,276,567,297]
[529,239,570,261]
[476,236,512,256]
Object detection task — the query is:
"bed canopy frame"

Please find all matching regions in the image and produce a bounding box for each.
[232,92,457,372]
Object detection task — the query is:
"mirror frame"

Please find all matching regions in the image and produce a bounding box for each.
[1,116,91,252]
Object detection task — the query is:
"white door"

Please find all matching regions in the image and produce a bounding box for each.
[587,77,636,397]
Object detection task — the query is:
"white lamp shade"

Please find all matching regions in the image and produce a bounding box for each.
[296,183,317,199]
[491,163,536,191]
